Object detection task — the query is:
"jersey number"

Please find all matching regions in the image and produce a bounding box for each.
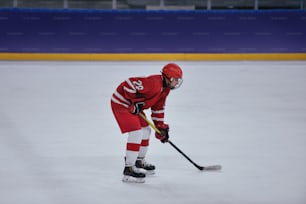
[133,80,144,90]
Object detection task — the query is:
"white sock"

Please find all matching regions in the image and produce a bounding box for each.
[125,129,142,166]
[138,126,151,159]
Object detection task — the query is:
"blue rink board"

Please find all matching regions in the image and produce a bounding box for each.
[0,8,306,53]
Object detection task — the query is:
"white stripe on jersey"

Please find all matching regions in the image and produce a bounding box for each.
[111,96,129,108]
[151,117,164,122]
[113,90,130,105]
[152,110,164,114]
[123,79,137,93]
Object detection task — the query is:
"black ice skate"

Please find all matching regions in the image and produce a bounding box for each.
[122,166,146,183]
[135,159,156,175]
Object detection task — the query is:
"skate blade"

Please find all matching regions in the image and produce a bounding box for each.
[122,175,145,183]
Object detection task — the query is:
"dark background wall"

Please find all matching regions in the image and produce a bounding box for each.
[0,8,305,54]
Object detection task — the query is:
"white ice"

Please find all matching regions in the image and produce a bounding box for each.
[0,60,306,204]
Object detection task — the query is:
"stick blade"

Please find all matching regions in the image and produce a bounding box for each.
[199,165,222,171]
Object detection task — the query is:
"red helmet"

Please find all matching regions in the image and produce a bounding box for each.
[161,63,183,79]
[161,63,183,90]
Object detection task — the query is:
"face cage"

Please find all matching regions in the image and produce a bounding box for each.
[169,77,183,90]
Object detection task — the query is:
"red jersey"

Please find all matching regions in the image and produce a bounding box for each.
[111,74,170,126]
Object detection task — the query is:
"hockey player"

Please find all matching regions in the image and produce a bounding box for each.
[110,63,183,183]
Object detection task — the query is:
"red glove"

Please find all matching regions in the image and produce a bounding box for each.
[128,98,145,115]
[155,124,169,143]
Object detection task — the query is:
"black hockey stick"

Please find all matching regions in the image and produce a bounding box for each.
[168,140,221,171]
[139,113,222,171]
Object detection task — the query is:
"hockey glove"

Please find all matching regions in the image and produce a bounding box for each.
[155,124,169,143]
[128,98,145,115]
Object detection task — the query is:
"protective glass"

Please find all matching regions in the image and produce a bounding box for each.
[169,77,183,90]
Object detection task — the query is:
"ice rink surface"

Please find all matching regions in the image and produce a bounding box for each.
[0,60,306,204]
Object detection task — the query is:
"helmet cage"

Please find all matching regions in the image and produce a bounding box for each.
[162,73,183,90]
[169,77,183,90]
